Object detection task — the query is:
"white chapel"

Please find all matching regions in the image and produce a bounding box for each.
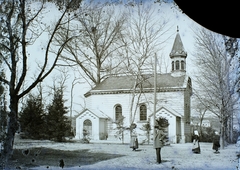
[75,31,192,144]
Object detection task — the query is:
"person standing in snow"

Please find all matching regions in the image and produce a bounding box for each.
[212,131,220,153]
[130,123,138,151]
[192,130,201,154]
[154,126,166,163]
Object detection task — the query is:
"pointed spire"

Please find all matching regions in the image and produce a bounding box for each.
[169,28,187,58]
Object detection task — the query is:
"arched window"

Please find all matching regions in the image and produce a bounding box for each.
[181,60,185,70]
[83,119,92,136]
[171,61,174,71]
[115,105,122,121]
[176,60,179,70]
[140,104,147,121]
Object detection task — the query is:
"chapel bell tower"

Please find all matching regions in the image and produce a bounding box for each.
[169,27,187,77]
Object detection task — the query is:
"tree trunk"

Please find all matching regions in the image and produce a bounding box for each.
[2,97,19,168]
[228,114,233,143]
[96,59,101,85]
[220,120,225,150]
[122,129,124,144]
[199,118,203,137]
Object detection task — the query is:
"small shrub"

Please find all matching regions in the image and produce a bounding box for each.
[79,138,89,144]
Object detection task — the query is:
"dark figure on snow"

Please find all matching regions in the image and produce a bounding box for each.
[130,123,139,151]
[154,127,166,164]
[192,130,201,154]
[59,159,64,169]
[212,131,220,153]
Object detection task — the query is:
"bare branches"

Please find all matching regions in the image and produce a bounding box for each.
[0,1,82,163]
[193,29,234,102]
[18,2,79,99]
[58,2,127,86]
[121,3,170,75]
[192,27,239,146]
[118,4,170,124]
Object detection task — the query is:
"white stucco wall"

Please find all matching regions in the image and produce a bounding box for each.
[75,110,100,140]
[85,93,132,124]
[81,89,189,143]
[86,90,185,122]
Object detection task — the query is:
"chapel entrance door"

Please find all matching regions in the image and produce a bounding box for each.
[83,119,92,137]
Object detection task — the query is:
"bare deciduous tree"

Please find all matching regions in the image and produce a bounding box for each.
[59,2,127,87]
[120,3,170,125]
[192,101,210,137]
[0,0,80,166]
[192,28,239,148]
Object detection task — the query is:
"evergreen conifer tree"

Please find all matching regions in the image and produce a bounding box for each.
[19,94,46,139]
[46,87,71,142]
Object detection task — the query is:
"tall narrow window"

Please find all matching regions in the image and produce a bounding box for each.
[140,104,147,121]
[181,60,185,70]
[171,61,174,71]
[176,60,179,70]
[115,105,122,121]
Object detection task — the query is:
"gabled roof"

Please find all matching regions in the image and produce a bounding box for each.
[75,109,109,119]
[84,73,191,97]
[169,32,187,58]
[149,106,182,118]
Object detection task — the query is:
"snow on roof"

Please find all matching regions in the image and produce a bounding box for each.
[84,73,189,97]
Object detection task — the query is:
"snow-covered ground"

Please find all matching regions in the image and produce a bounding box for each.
[13,136,240,170]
